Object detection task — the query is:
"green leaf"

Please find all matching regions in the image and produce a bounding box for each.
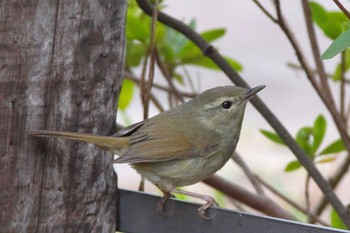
[296,127,313,157]
[178,28,227,64]
[332,49,350,81]
[200,28,226,43]
[118,79,134,111]
[188,19,197,30]
[174,193,188,201]
[260,129,285,145]
[173,72,184,84]
[327,12,349,39]
[321,29,350,59]
[315,156,336,164]
[319,138,346,155]
[126,14,149,43]
[343,21,350,30]
[309,2,329,30]
[312,115,326,154]
[309,2,347,40]
[214,190,226,207]
[164,27,188,54]
[126,42,146,67]
[224,56,243,72]
[158,43,176,66]
[173,187,189,201]
[177,42,202,64]
[284,160,302,172]
[331,208,347,230]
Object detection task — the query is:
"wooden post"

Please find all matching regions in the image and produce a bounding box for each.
[0,0,127,232]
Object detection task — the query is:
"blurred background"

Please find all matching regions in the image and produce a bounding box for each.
[115,0,350,221]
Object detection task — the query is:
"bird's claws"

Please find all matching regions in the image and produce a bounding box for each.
[158,192,219,219]
[157,204,168,217]
[157,192,173,217]
[198,198,219,219]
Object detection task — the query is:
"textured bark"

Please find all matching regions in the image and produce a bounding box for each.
[0,0,127,232]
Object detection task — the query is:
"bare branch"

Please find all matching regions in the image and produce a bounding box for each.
[340,52,346,121]
[142,0,159,119]
[286,62,350,83]
[231,152,264,195]
[313,154,350,219]
[301,0,350,156]
[256,176,330,226]
[124,70,166,112]
[124,71,197,98]
[333,0,350,20]
[251,0,278,23]
[203,175,297,220]
[136,0,350,226]
[154,48,185,103]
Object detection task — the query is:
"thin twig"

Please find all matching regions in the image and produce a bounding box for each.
[142,0,159,119]
[203,175,297,220]
[231,152,264,195]
[256,176,330,226]
[287,62,350,83]
[274,0,320,93]
[124,69,166,112]
[228,199,246,212]
[154,48,185,103]
[340,51,346,121]
[313,154,350,219]
[301,0,350,153]
[136,0,350,227]
[140,50,150,116]
[274,1,350,224]
[301,0,333,97]
[181,65,199,94]
[124,72,197,98]
[347,104,350,126]
[305,174,311,222]
[149,92,165,112]
[252,0,278,23]
[333,0,350,20]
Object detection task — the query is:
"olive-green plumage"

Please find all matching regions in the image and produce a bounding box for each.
[29,85,265,218]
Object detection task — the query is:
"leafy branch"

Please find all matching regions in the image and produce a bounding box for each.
[135,0,350,228]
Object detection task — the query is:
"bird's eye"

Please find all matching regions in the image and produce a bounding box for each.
[221,101,232,109]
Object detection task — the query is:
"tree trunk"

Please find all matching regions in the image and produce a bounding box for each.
[0,0,127,232]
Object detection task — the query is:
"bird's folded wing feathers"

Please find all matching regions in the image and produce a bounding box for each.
[114,121,220,164]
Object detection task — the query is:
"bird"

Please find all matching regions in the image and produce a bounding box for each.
[29,85,265,219]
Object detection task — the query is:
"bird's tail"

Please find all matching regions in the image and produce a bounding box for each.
[28,130,129,152]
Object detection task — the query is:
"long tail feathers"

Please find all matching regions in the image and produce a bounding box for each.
[28,130,129,152]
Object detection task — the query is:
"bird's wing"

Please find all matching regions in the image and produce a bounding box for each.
[113,121,145,137]
[114,120,220,164]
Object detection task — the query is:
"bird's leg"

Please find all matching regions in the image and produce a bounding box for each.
[157,191,172,216]
[138,177,145,191]
[169,188,219,219]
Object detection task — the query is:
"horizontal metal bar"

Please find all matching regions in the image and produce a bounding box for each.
[117,189,349,233]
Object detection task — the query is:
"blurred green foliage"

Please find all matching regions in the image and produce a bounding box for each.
[260,115,345,172]
[260,1,349,175]
[118,0,242,111]
[331,208,347,230]
[308,1,350,60]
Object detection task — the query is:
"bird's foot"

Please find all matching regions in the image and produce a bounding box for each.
[198,196,219,219]
[157,192,173,217]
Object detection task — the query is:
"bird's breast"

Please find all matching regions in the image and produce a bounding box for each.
[134,147,232,187]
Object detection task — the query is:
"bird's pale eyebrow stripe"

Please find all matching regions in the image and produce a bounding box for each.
[203,97,238,108]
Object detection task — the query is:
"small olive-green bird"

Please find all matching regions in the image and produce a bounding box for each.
[29,85,264,219]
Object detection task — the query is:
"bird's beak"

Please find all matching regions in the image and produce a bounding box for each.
[245,85,266,100]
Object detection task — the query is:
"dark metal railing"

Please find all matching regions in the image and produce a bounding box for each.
[117,189,349,233]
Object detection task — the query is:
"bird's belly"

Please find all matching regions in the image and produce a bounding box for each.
[134,152,230,187]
